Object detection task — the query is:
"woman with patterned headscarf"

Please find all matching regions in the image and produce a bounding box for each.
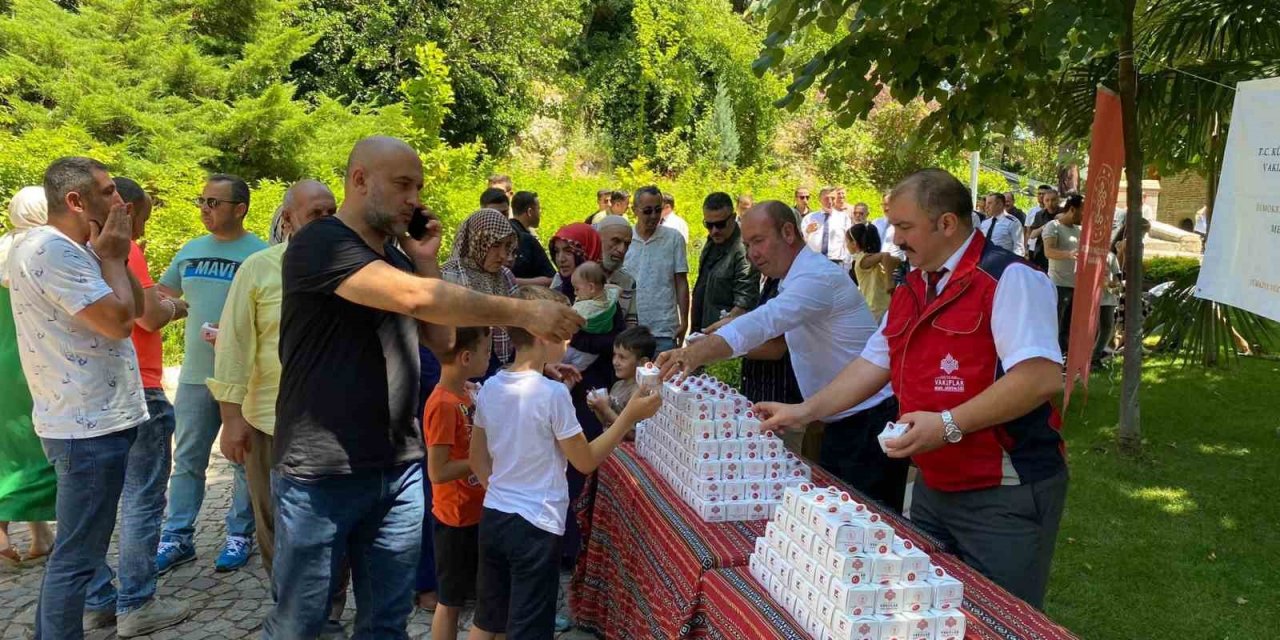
[440,208,519,370]
[0,187,56,568]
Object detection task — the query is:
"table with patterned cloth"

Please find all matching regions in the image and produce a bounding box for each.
[568,443,944,638]
[929,554,1079,640]
[694,565,1080,640]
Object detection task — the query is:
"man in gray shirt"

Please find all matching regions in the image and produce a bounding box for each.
[623,186,689,354]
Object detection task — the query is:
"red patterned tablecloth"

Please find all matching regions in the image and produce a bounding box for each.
[569,444,941,638]
[695,565,1079,640]
[930,554,1078,640]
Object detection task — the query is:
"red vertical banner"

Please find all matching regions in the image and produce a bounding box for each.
[1063,87,1124,408]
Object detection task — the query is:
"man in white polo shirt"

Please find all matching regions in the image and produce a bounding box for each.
[656,201,908,511]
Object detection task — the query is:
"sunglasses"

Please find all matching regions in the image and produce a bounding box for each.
[703,218,733,230]
[638,206,662,216]
[796,195,810,200]
[192,197,243,209]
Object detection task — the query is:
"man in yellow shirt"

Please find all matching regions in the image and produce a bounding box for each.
[206,179,335,576]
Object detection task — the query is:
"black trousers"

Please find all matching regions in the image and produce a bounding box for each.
[475,508,560,638]
[819,395,910,513]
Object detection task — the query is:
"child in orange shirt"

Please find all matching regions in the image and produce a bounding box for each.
[423,326,497,640]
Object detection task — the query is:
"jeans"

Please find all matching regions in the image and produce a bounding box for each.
[653,337,678,355]
[86,390,176,614]
[263,463,424,640]
[1055,286,1075,354]
[36,427,137,640]
[163,382,254,546]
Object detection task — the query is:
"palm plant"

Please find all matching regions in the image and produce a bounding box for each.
[1145,268,1278,367]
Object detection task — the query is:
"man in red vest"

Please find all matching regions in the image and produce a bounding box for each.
[759,168,1068,609]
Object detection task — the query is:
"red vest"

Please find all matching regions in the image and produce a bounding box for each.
[883,233,1065,492]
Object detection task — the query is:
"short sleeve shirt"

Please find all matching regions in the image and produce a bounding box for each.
[128,241,164,390]
[474,369,583,535]
[276,217,423,475]
[623,225,688,338]
[160,233,267,384]
[1043,220,1081,288]
[423,386,484,527]
[8,227,148,438]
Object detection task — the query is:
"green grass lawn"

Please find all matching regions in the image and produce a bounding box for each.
[1046,356,1280,639]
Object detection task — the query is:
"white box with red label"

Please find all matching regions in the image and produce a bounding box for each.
[933,608,965,640]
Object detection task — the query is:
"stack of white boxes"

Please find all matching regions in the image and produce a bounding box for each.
[747,484,968,640]
[634,371,813,522]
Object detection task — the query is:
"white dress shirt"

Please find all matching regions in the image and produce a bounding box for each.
[661,212,690,244]
[861,232,1062,372]
[978,213,1026,257]
[717,247,893,421]
[800,209,853,265]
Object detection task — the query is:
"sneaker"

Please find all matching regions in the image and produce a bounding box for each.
[319,619,348,640]
[554,613,573,633]
[82,607,116,631]
[117,597,190,637]
[214,535,254,572]
[156,540,196,575]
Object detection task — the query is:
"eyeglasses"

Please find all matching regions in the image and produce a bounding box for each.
[703,218,733,230]
[638,206,662,216]
[192,197,243,209]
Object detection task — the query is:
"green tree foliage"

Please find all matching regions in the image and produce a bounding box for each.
[287,0,584,157]
[573,0,785,172]
[0,0,417,258]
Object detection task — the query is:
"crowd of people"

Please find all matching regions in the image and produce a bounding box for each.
[0,137,1089,639]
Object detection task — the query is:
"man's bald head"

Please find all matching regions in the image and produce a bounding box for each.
[343,136,423,238]
[743,201,800,240]
[740,201,803,280]
[345,136,418,178]
[281,179,337,238]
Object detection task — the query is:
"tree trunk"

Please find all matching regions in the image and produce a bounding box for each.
[1204,114,1224,236]
[1117,0,1144,454]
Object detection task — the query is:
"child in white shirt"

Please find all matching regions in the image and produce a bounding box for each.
[469,285,660,637]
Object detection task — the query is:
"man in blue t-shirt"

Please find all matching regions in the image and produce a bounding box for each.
[156,174,268,573]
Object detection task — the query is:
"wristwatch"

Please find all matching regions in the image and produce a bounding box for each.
[941,410,963,444]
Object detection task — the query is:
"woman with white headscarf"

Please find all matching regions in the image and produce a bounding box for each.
[0,186,56,569]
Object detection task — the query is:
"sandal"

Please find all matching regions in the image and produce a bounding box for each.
[0,547,21,571]
[22,548,50,565]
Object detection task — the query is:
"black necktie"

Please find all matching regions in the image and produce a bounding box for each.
[925,268,949,306]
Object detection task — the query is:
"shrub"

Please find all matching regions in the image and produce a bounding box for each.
[1143,256,1201,285]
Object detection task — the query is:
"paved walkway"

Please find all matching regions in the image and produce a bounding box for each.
[0,439,590,639]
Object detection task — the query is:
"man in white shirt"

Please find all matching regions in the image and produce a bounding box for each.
[659,192,689,244]
[9,157,188,637]
[979,192,1026,257]
[753,169,1068,608]
[624,186,689,353]
[656,201,908,511]
[851,201,870,225]
[800,187,853,267]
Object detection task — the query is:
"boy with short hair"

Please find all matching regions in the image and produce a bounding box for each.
[470,286,661,638]
[423,326,498,640]
[587,325,657,428]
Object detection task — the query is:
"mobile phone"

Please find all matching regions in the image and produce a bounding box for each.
[408,207,431,240]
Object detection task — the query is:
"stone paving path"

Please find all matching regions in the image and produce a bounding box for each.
[0,438,593,640]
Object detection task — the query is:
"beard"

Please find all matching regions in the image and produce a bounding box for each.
[365,184,407,237]
[602,253,623,272]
